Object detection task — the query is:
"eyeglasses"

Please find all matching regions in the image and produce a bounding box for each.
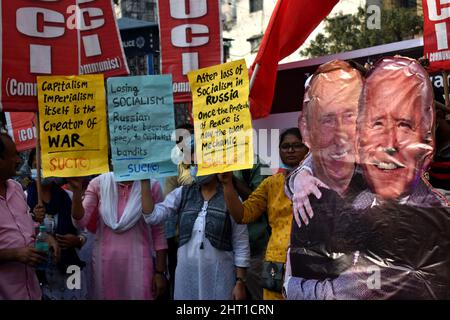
[280,143,306,151]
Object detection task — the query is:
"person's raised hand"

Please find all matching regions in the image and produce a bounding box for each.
[292,170,329,228]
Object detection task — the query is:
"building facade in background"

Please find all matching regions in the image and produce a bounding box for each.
[114,0,423,71]
[114,0,159,77]
[112,0,423,127]
[221,0,364,66]
[118,0,158,22]
[221,0,423,67]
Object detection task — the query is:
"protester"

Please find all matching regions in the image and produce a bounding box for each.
[26,149,87,300]
[163,123,195,299]
[69,173,167,300]
[0,133,59,300]
[142,164,250,300]
[219,127,308,300]
[165,123,196,192]
[232,156,271,300]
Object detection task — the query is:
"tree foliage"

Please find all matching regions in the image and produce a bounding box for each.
[301,7,423,58]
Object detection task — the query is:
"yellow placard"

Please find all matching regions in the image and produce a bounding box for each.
[37,75,109,177]
[188,59,254,175]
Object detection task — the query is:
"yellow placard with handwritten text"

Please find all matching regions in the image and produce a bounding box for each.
[188,60,253,175]
[37,75,109,177]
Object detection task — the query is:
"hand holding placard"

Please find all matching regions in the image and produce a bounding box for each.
[188,60,254,175]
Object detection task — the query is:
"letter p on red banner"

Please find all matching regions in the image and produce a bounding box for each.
[423,0,450,72]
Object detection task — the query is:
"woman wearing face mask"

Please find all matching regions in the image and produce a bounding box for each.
[26,149,87,299]
[142,157,250,300]
[219,128,308,300]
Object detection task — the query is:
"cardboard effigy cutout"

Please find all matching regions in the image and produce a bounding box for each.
[287,56,450,300]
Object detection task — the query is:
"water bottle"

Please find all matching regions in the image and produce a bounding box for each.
[43,214,55,235]
[33,222,40,238]
[35,225,49,271]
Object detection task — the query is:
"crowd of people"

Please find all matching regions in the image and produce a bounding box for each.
[0,121,308,300]
[1,55,450,300]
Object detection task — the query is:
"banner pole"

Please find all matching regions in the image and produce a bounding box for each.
[34,112,43,207]
[249,63,260,92]
[443,71,449,110]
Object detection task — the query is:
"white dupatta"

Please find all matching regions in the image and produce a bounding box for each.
[99,173,147,233]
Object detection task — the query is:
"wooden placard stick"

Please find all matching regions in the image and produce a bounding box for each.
[443,71,449,111]
[34,112,43,206]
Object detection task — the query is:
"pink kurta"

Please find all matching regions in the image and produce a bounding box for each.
[0,180,41,300]
[73,176,167,300]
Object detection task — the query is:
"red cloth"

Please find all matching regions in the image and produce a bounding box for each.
[249,0,338,119]
[422,0,450,72]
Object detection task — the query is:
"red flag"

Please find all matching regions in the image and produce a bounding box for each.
[422,0,450,72]
[249,0,338,119]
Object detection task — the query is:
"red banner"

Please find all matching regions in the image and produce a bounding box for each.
[423,0,450,72]
[0,0,128,112]
[4,112,36,152]
[158,0,222,103]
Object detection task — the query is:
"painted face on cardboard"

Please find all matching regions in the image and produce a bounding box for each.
[358,58,434,200]
[301,61,363,189]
